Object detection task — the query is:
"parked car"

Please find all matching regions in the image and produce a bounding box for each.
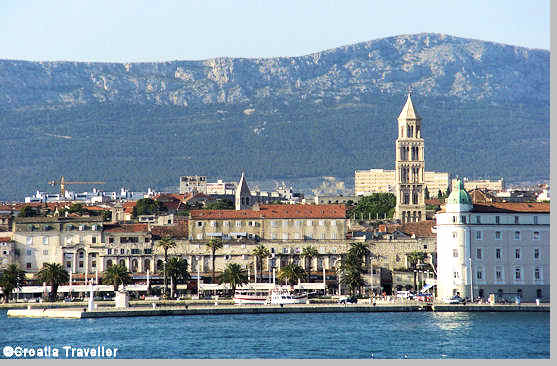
[446,295,465,304]
[415,293,433,302]
[338,295,358,304]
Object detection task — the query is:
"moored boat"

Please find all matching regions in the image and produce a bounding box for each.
[233,289,268,305]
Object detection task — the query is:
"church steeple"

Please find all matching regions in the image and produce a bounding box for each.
[394,93,426,223]
[235,172,252,210]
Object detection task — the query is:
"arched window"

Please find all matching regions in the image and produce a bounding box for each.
[106,260,113,267]
[144,259,151,272]
[131,259,138,272]
[119,259,126,267]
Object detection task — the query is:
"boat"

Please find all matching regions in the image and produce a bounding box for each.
[268,287,308,305]
[233,289,268,305]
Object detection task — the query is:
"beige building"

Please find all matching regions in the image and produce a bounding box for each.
[460,178,505,192]
[1,237,16,269]
[355,169,449,197]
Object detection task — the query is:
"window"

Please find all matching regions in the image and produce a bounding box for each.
[476,248,482,259]
[42,250,48,255]
[224,244,230,248]
[495,248,501,259]
[109,237,114,244]
[514,216,519,224]
[534,248,540,259]
[26,263,31,269]
[282,248,289,254]
[26,249,32,256]
[144,248,152,254]
[461,216,467,223]
[210,221,216,227]
[475,231,483,240]
[495,269,502,281]
[452,216,456,223]
[131,249,140,254]
[533,231,540,240]
[453,271,459,278]
[197,221,203,227]
[476,270,482,280]
[107,249,112,255]
[514,268,521,280]
[452,232,457,238]
[92,261,96,268]
[423,245,428,250]
[79,252,84,258]
[241,244,246,249]
[120,249,125,254]
[452,249,458,258]
[145,238,150,243]
[475,216,481,224]
[223,221,229,227]
[26,237,32,245]
[534,268,541,281]
[331,232,337,239]
[79,261,83,268]
[92,237,97,244]
[495,216,500,224]
[515,248,520,259]
[514,231,520,240]
[42,236,48,245]
[236,221,241,227]
[495,231,501,240]
[533,216,538,225]
[66,261,71,269]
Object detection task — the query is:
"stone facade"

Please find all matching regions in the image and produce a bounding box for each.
[355,169,449,198]
[0,237,16,269]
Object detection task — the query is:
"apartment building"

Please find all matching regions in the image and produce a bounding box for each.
[435,180,549,302]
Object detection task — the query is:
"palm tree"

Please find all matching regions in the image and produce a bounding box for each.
[166,257,190,298]
[156,235,177,296]
[0,264,26,303]
[36,263,69,301]
[219,263,248,296]
[301,246,319,282]
[206,238,223,283]
[102,264,132,290]
[277,263,306,286]
[339,252,365,296]
[406,251,427,269]
[252,244,270,282]
[348,242,371,266]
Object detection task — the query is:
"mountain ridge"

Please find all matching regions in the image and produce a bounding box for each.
[0,33,549,201]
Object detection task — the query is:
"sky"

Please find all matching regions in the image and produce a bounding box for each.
[0,0,550,62]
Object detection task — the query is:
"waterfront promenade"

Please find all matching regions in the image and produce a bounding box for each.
[4,300,549,319]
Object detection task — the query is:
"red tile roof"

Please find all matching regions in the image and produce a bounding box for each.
[190,204,346,220]
[151,223,188,239]
[0,237,13,242]
[103,223,149,233]
[471,202,549,213]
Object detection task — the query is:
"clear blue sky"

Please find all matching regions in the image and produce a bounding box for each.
[0,0,550,62]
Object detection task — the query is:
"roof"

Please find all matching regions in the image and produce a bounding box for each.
[398,94,421,120]
[151,223,188,239]
[190,204,347,220]
[0,237,13,243]
[447,180,472,205]
[471,202,549,213]
[103,223,149,233]
[379,220,436,238]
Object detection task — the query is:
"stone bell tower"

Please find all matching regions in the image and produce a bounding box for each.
[394,93,426,223]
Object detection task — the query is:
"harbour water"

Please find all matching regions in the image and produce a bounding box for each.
[0,310,549,359]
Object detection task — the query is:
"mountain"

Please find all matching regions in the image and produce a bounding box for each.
[0,33,549,201]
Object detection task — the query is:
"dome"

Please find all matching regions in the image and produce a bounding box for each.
[445,180,473,212]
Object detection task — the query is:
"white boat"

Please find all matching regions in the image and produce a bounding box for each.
[268,287,308,305]
[233,289,268,305]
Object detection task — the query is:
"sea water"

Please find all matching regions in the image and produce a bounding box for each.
[0,310,549,359]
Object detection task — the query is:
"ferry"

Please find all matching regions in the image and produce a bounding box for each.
[233,286,309,305]
[268,287,308,305]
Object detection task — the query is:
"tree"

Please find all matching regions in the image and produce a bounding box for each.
[301,246,319,282]
[348,242,371,266]
[206,238,223,283]
[166,257,190,298]
[133,198,165,217]
[277,263,306,285]
[19,205,36,217]
[219,263,248,296]
[0,264,26,303]
[36,263,69,301]
[251,244,270,282]
[347,193,396,220]
[102,264,132,289]
[204,199,234,210]
[156,235,177,297]
[339,252,366,296]
[406,251,427,269]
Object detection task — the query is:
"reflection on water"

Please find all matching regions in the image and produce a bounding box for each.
[432,312,473,331]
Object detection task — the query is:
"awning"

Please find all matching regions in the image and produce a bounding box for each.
[419,283,435,293]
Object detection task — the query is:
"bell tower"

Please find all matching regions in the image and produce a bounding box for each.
[394,93,426,223]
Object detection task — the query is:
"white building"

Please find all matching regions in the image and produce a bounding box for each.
[435,180,550,302]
